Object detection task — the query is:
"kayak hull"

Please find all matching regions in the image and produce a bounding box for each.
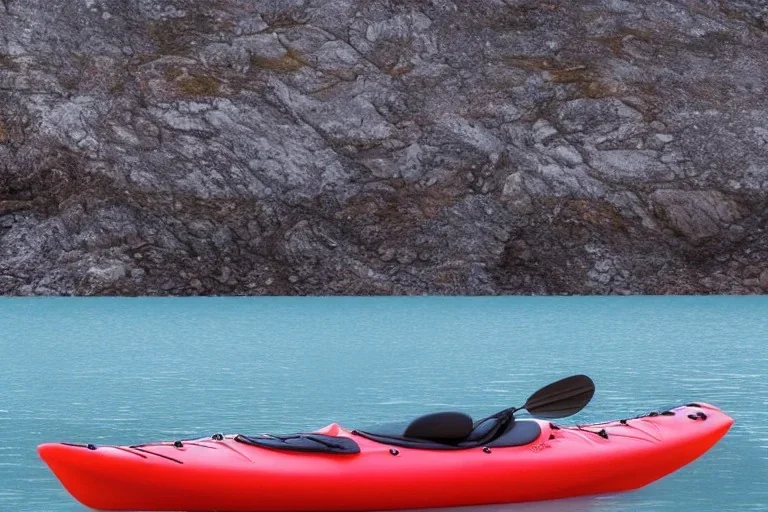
[38,403,733,511]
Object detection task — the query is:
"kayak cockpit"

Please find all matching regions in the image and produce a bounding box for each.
[353,409,542,450]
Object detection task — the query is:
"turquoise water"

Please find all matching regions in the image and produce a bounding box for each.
[0,297,766,511]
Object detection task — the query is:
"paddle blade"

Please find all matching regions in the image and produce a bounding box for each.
[523,374,595,419]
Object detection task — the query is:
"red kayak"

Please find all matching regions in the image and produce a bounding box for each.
[37,377,733,511]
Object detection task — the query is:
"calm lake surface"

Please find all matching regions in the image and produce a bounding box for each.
[0,297,766,511]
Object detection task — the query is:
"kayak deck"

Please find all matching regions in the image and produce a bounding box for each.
[38,403,733,512]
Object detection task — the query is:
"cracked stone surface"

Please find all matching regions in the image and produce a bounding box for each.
[1,0,767,295]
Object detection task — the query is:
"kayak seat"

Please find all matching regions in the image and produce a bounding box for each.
[403,412,474,442]
[234,433,360,454]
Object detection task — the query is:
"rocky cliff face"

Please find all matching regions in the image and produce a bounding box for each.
[1,0,767,295]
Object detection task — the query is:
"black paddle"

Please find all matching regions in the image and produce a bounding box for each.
[520,374,595,419]
[491,374,595,421]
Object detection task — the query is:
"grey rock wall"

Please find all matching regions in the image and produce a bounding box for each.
[1,0,767,295]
